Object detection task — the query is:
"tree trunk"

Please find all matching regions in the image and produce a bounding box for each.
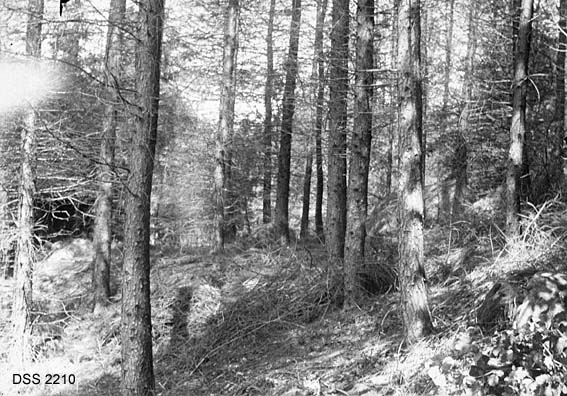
[262,0,276,224]
[387,0,399,196]
[344,0,374,304]
[10,0,43,366]
[419,0,427,203]
[397,0,434,343]
[300,0,327,241]
[452,2,477,219]
[505,0,533,236]
[326,0,349,261]
[93,0,125,313]
[213,0,240,252]
[299,154,313,240]
[0,119,15,279]
[275,0,302,243]
[441,0,454,113]
[120,0,164,395]
[315,0,328,241]
[550,0,567,191]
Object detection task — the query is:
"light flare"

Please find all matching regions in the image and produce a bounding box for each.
[0,59,63,113]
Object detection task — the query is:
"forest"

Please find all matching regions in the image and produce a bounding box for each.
[1,0,567,395]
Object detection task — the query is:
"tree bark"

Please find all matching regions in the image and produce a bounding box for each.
[326,0,349,261]
[262,0,276,224]
[549,0,567,191]
[437,0,453,222]
[274,0,302,243]
[315,0,328,240]
[344,0,374,304]
[213,0,240,252]
[299,154,313,240]
[120,0,164,395]
[419,1,427,202]
[505,0,533,236]
[10,0,43,366]
[387,0,399,196]
[397,0,434,343]
[93,0,125,313]
[441,0,454,113]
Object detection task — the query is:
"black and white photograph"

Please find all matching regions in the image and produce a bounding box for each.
[0,0,566,395]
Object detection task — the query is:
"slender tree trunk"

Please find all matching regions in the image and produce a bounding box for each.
[441,0,454,112]
[550,0,567,191]
[420,0,427,202]
[388,0,399,196]
[0,118,15,279]
[386,125,395,195]
[452,3,477,219]
[10,0,43,366]
[397,0,434,343]
[315,117,325,239]
[315,0,328,240]
[437,0,452,222]
[120,0,164,395]
[262,0,276,224]
[299,155,312,240]
[344,0,374,304]
[93,0,125,313]
[213,0,240,252]
[506,0,533,236]
[326,0,349,261]
[275,0,302,243]
[300,0,327,241]
[0,181,10,279]
[564,0,567,176]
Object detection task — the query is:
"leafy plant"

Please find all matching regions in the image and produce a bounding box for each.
[428,310,567,395]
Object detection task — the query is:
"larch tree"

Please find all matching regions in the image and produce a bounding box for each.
[10,0,43,366]
[120,0,165,394]
[386,0,399,197]
[441,0,454,114]
[300,145,313,240]
[93,0,126,313]
[213,0,240,252]
[326,0,349,260]
[262,0,276,224]
[315,0,328,240]
[344,0,374,303]
[437,0,454,223]
[396,0,434,342]
[550,0,567,190]
[452,3,477,219]
[505,0,534,236]
[274,0,302,243]
[300,0,327,241]
[419,0,427,198]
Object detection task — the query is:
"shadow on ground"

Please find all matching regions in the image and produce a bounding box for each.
[52,373,120,396]
[152,247,400,396]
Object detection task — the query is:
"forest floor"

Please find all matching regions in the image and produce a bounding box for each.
[1,202,567,396]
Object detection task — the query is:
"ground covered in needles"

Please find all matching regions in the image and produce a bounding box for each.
[1,199,567,395]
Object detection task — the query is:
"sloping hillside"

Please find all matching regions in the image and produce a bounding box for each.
[1,200,567,396]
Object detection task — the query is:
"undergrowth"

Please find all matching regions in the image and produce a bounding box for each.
[1,199,567,395]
